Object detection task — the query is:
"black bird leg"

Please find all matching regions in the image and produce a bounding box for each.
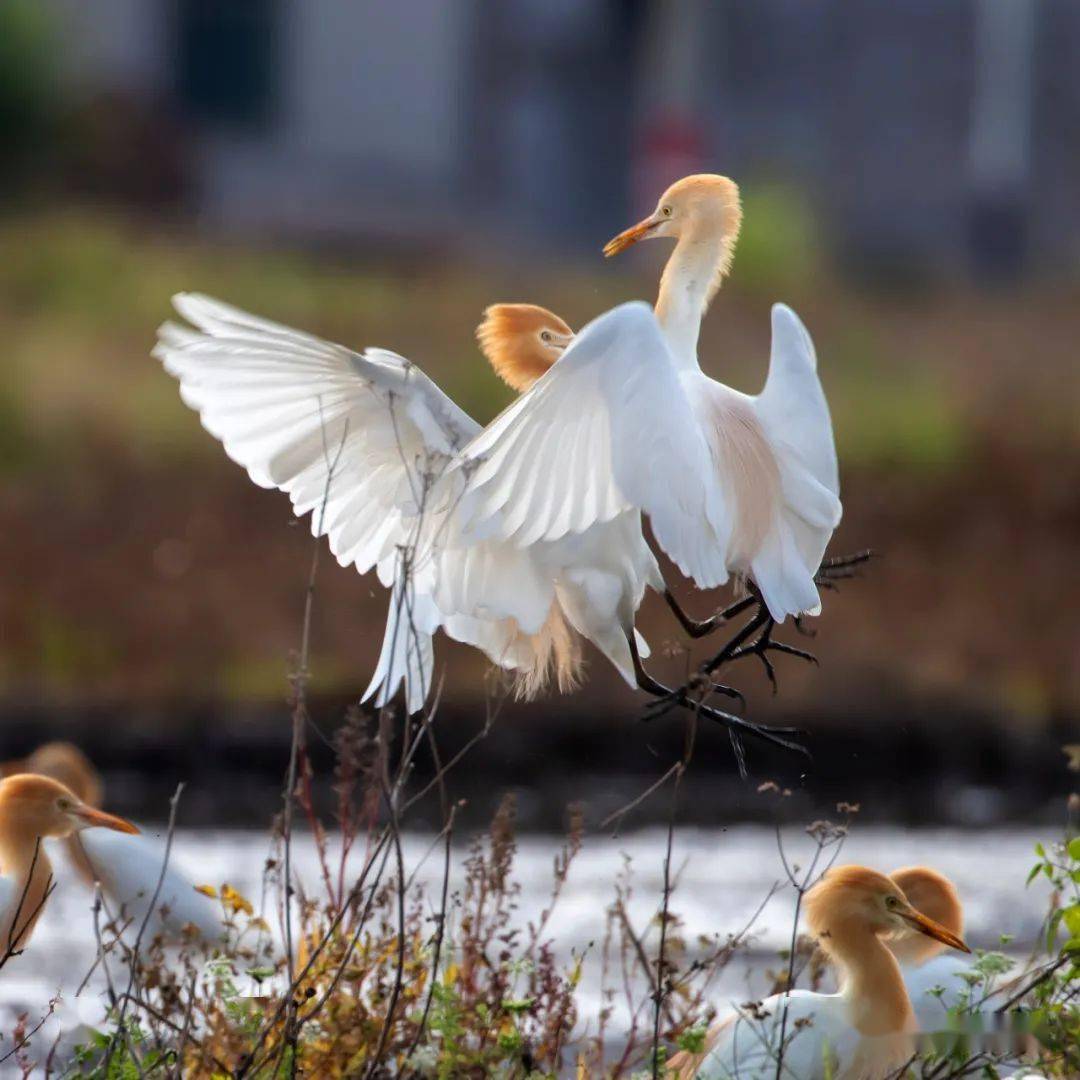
[663,588,757,639]
[814,549,873,590]
[720,551,873,685]
[726,617,818,694]
[672,549,873,693]
[700,602,772,676]
[627,632,807,770]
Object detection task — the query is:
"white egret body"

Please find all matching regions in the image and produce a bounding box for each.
[594,175,841,620]
[75,829,224,942]
[154,295,667,711]
[668,865,970,1079]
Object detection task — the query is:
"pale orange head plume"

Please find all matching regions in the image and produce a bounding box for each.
[603,174,742,313]
[0,774,138,840]
[476,304,574,393]
[887,866,964,966]
[604,174,741,254]
[804,864,968,958]
[24,742,103,808]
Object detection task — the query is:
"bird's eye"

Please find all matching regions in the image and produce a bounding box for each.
[57,798,70,811]
[540,331,553,343]
[661,206,672,217]
[885,895,899,909]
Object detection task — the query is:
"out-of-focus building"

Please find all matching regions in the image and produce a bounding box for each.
[44,0,1080,279]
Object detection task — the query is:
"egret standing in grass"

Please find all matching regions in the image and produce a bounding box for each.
[666,865,970,1079]
[0,774,138,957]
[3,741,105,886]
[5,742,224,942]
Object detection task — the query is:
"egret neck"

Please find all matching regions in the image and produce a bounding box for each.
[0,817,54,951]
[827,914,916,1038]
[601,174,742,369]
[655,220,737,369]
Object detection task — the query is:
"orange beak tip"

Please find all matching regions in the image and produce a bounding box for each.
[75,806,140,835]
[904,909,969,953]
[602,218,656,258]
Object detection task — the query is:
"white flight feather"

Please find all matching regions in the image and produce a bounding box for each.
[460,300,842,623]
[155,294,661,706]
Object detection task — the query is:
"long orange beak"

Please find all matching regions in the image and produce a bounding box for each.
[73,805,140,835]
[899,907,969,953]
[603,215,659,257]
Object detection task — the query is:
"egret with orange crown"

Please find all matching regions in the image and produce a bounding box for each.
[666,865,969,1079]
[455,175,844,704]
[0,774,138,957]
[154,291,796,757]
[3,741,104,886]
[475,303,573,392]
[4,742,224,942]
[155,298,642,710]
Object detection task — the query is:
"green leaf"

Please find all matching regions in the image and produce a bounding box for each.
[497,1028,523,1053]
[973,951,1015,977]
[501,997,535,1014]
[1067,836,1080,862]
[677,1023,708,1054]
[1064,904,1080,939]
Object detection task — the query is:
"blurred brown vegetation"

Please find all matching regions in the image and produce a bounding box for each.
[0,209,1076,729]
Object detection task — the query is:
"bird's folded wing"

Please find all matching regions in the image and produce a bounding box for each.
[459,302,733,588]
[78,830,224,940]
[154,293,481,576]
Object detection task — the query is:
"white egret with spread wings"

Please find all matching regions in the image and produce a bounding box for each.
[152,176,847,760]
[153,292,801,757]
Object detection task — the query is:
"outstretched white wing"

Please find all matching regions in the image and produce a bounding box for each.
[459,302,735,589]
[154,293,481,578]
[156,294,566,711]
